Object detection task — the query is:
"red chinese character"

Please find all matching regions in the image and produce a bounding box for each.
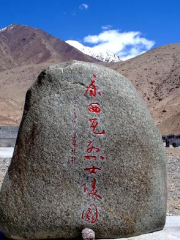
[90,178,102,200]
[89,178,102,200]
[84,80,101,97]
[100,156,105,160]
[86,141,100,153]
[84,156,97,160]
[81,204,98,224]
[82,179,102,200]
[84,165,101,174]
[89,119,105,135]
[88,103,101,113]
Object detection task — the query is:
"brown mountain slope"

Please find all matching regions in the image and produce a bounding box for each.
[0,24,98,72]
[0,63,52,125]
[102,44,180,135]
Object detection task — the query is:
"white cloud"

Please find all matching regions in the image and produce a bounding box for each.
[101,25,112,30]
[79,4,88,10]
[83,30,155,60]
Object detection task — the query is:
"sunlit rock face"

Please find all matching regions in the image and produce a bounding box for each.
[0,61,166,239]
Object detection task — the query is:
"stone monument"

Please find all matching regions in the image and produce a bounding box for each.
[0,61,167,239]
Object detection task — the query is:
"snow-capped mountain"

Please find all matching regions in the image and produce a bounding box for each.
[66,40,122,62]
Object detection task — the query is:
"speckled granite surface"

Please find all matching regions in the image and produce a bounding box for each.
[0,61,166,239]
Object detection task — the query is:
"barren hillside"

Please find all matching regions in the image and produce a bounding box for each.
[0,63,51,125]
[0,24,98,72]
[102,44,180,135]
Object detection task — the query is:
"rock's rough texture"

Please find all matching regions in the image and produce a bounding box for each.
[0,61,167,239]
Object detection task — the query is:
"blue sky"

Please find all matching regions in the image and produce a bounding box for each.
[0,0,179,60]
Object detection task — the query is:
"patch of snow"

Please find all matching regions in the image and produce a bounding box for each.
[0,27,7,33]
[8,25,14,30]
[66,40,122,63]
[0,24,16,33]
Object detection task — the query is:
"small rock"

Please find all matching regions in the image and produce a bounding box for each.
[82,228,95,240]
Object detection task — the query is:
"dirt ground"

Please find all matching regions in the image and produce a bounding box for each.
[0,148,180,216]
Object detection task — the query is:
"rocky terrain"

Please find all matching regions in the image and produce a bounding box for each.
[0,63,52,125]
[0,148,179,216]
[166,148,180,215]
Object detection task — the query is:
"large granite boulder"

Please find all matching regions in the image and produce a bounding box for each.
[0,61,167,239]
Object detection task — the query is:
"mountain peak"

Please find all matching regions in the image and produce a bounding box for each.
[66,40,122,63]
[0,24,20,33]
[0,24,98,72]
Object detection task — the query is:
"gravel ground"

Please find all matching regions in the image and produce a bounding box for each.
[166,148,180,216]
[0,148,180,216]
